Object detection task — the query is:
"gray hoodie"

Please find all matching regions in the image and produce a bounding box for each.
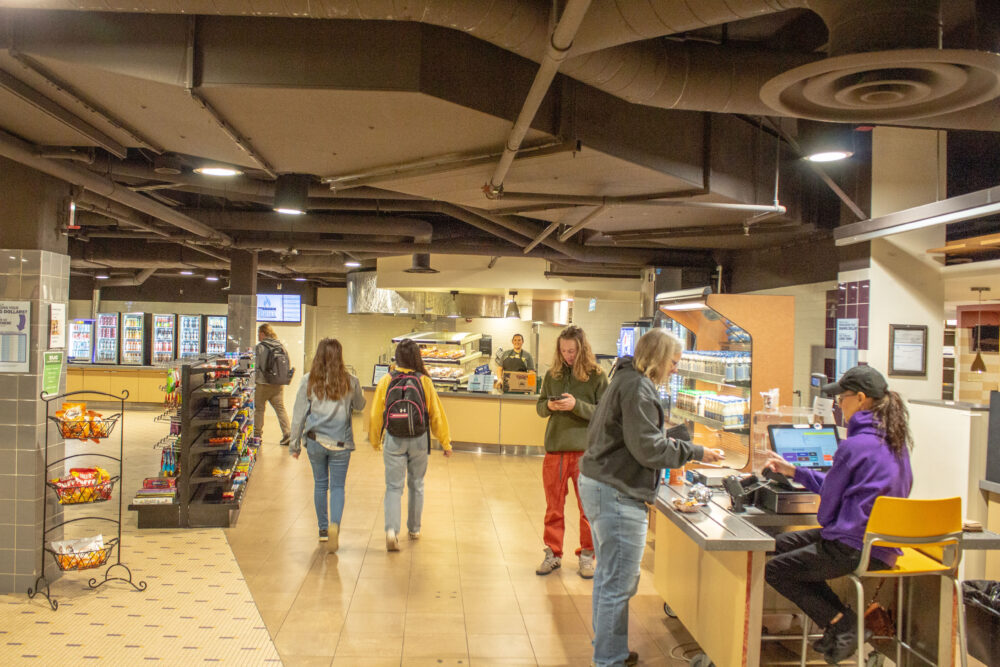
[288,373,365,456]
[580,357,704,503]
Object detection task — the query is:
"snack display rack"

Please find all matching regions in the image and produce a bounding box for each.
[129,354,257,528]
[391,331,484,388]
[27,389,146,611]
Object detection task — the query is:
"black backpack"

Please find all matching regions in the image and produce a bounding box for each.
[383,371,429,438]
[260,339,294,385]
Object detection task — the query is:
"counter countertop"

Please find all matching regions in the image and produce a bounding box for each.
[68,363,173,371]
[657,483,1000,551]
[909,399,989,411]
[361,386,538,401]
[980,479,1000,495]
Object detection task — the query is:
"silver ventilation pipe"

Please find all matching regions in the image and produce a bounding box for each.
[101,267,157,287]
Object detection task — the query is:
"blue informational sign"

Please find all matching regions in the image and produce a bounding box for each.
[257,294,302,323]
[835,318,858,379]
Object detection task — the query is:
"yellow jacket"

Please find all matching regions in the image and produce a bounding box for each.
[369,367,451,451]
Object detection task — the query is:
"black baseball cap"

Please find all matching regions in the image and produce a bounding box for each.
[821,365,888,399]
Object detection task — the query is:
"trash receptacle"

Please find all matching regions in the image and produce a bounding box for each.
[963,580,1000,664]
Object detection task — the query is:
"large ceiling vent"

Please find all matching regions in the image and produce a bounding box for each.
[761,0,1000,123]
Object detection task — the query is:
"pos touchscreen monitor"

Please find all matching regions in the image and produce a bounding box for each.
[767,423,840,471]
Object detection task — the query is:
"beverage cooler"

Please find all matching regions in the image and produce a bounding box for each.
[146,313,177,364]
[93,312,120,364]
[67,319,95,363]
[177,314,202,358]
[203,315,227,355]
[120,312,145,365]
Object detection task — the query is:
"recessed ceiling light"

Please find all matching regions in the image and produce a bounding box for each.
[344,261,362,268]
[205,272,220,282]
[180,270,194,276]
[194,165,243,177]
[96,273,109,280]
[294,276,307,282]
[274,208,306,215]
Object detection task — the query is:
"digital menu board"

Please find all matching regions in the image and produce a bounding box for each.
[257,294,302,323]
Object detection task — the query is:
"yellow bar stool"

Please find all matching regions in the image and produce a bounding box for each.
[847,496,967,667]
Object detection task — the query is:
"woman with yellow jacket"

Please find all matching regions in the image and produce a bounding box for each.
[369,339,452,551]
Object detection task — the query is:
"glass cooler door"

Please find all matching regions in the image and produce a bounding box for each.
[94,312,119,364]
[177,314,201,358]
[204,315,227,355]
[151,314,176,363]
[120,312,145,365]
[67,319,95,363]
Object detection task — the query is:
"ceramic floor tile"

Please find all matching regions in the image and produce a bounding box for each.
[400,631,469,659]
[464,612,528,635]
[468,632,536,659]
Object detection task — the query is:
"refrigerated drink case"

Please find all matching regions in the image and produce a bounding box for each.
[120,312,145,365]
[149,313,177,364]
[204,315,227,355]
[68,319,95,363]
[178,314,202,358]
[94,313,120,364]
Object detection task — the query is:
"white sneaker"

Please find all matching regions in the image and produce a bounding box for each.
[386,530,399,551]
[408,531,420,540]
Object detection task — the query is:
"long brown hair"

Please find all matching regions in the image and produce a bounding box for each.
[258,323,277,339]
[394,339,429,375]
[550,325,601,382]
[306,338,351,401]
[871,390,912,457]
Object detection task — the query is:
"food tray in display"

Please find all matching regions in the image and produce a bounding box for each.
[49,413,121,441]
[46,538,118,572]
[421,351,483,366]
[392,331,482,346]
[47,476,120,505]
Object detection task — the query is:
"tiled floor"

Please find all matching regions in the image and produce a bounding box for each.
[1,409,700,665]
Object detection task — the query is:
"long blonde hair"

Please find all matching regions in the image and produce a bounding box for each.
[550,325,601,382]
[633,329,682,385]
[258,323,277,340]
[307,338,351,401]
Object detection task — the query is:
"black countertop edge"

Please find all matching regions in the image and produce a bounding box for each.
[909,399,989,411]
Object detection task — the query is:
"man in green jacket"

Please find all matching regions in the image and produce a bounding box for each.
[535,326,608,579]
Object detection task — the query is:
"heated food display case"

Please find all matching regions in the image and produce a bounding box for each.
[67,318,95,363]
[93,312,120,364]
[177,314,202,359]
[203,315,227,355]
[120,312,145,365]
[391,331,484,389]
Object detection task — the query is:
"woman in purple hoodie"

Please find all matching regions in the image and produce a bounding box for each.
[763,365,913,665]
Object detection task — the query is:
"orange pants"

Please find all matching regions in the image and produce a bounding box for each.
[542,451,593,558]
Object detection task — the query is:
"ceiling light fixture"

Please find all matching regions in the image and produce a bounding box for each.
[294,276,307,282]
[505,291,521,319]
[971,287,990,374]
[194,164,243,177]
[344,260,362,268]
[95,272,109,280]
[798,120,855,163]
[446,290,461,318]
[403,253,439,274]
[273,173,310,215]
[205,272,220,282]
[153,154,183,175]
[179,270,194,276]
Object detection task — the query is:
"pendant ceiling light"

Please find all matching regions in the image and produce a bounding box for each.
[798,120,855,163]
[505,290,521,319]
[971,287,990,373]
[273,174,310,215]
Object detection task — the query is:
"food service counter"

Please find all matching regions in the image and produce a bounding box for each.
[653,483,997,667]
[66,364,170,403]
[361,387,546,450]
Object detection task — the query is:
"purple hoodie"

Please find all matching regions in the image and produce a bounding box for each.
[793,410,913,567]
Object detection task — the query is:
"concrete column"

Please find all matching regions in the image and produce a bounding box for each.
[226,250,258,352]
[0,157,72,594]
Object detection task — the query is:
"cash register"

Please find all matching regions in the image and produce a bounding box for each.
[754,423,839,514]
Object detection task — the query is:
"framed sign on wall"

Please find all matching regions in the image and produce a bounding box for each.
[888,324,928,377]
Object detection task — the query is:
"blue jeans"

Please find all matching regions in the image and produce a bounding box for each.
[578,473,648,667]
[305,440,352,531]
[383,432,429,534]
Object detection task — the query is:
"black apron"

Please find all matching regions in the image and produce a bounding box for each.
[501,350,528,372]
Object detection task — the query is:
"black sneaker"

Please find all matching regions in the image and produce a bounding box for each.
[625,651,639,666]
[824,624,871,664]
[318,529,329,542]
[813,624,837,654]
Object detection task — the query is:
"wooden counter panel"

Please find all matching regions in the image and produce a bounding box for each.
[439,394,500,444]
[66,368,85,394]
[136,371,166,403]
[78,369,111,396]
[498,399,546,447]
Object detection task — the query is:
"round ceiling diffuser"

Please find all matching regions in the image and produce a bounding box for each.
[760,49,1000,123]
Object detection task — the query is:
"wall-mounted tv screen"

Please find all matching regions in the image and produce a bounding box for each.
[257,294,302,323]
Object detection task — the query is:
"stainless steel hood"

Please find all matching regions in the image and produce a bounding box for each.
[346,271,504,317]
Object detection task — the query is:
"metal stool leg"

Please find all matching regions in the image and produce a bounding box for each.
[953,577,968,667]
[896,578,904,667]
[798,612,810,667]
[854,576,866,667]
